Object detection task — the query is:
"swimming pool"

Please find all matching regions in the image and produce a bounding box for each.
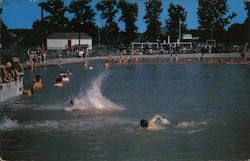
[1,60,250,161]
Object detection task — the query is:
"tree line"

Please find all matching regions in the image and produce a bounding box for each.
[0,0,249,48]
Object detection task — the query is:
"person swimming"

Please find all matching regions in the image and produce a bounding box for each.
[23,87,34,96]
[33,74,43,90]
[60,73,70,82]
[64,97,81,112]
[54,77,63,87]
[70,97,77,106]
[140,114,170,131]
[67,69,72,76]
[104,61,109,70]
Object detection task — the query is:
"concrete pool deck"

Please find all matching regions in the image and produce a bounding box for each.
[22,53,250,69]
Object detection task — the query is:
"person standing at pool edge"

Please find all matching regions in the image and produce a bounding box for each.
[140,114,170,131]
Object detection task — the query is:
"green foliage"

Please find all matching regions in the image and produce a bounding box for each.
[27,0,69,45]
[143,0,162,41]
[96,0,119,45]
[197,0,236,41]
[166,2,187,42]
[1,22,11,48]
[118,0,138,44]
[226,23,248,43]
[37,0,69,32]
[68,0,97,37]
[96,0,118,28]
[245,1,250,46]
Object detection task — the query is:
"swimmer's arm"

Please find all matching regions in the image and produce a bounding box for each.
[23,89,29,94]
[149,114,163,124]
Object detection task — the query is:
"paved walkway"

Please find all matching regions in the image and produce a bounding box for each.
[22,53,249,69]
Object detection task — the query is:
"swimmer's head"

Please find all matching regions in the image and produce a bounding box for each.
[70,99,74,105]
[35,75,41,82]
[70,98,76,105]
[140,119,148,128]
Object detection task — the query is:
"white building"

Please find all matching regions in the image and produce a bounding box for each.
[182,34,199,41]
[46,32,92,50]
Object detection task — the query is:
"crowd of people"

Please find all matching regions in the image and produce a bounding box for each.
[26,47,46,70]
[2,46,249,98]
[0,57,24,83]
[23,69,73,97]
[106,50,250,65]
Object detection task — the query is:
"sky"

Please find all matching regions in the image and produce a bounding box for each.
[0,0,248,33]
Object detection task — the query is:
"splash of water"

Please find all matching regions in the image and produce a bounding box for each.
[0,116,20,130]
[65,72,125,112]
[176,121,207,128]
[0,116,134,132]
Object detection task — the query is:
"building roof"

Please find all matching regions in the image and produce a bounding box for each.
[47,32,92,39]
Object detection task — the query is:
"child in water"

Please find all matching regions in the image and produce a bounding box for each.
[23,87,34,96]
[33,75,43,90]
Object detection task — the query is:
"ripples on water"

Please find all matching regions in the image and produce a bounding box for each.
[1,62,250,160]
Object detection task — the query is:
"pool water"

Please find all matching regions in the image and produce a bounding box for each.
[1,60,250,161]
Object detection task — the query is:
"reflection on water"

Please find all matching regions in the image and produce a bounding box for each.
[1,62,250,161]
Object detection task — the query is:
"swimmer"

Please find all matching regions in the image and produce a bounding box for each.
[104,61,109,70]
[70,97,77,106]
[64,97,81,111]
[33,75,43,90]
[54,77,63,87]
[67,69,72,75]
[83,61,88,68]
[140,114,170,131]
[0,156,6,161]
[60,73,70,82]
[23,87,34,96]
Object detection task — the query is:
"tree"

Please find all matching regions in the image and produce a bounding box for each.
[0,7,3,48]
[226,23,247,43]
[29,0,69,45]
[197,0,236,41]
[31,20,51,45]
[37,0,68,33]
[0,5,11,48]
[166,2,187,42]
[143,0,162,41]
[1,22,11,48]
[118,0,138,44]
[245,0,250,47]
[68,0,97,37]
[96,0,119,45]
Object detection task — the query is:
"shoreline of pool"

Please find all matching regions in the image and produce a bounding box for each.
[22,53,249,69]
